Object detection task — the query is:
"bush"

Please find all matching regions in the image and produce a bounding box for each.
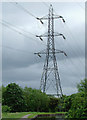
[23,87,50,112]
[2,105,11,113]
[3,83,26,112]
[49,97,58,112]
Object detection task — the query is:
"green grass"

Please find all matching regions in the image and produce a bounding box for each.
[28,112,67,118]
[2,112,30,118]
[2,112,67,119]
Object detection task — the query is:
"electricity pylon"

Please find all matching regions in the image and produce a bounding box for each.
[34,4,67,97]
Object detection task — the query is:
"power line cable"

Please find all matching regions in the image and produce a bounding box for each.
[50,6,84,66]
[52,3,84,54]
[40,3,84,79]
[54,5,84,71]
[63,44,85,76]
[1,19,47,47]
[3,1,84,84]
[10,2,37,19]
[62,25,85,66]
[1,21,47,48]
[49,9,85,77]
[72,0,85,10]
[10,1,84,56]
[41,1,49,8]
[64,23,84,53]
[0,45,33,54]
[2,20,35,36]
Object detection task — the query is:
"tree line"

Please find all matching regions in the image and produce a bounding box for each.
[2,78,87,118]
[2,83,58,112]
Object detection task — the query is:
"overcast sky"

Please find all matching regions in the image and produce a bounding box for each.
[2,1,85,95]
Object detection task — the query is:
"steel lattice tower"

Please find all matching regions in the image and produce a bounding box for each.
[35,4,67,97]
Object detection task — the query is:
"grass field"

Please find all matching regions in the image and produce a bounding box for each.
[28,112,66,118]
[2,112,66,118]
[2,112,30,118]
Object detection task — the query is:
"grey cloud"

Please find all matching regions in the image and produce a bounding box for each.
[2,2,85,95]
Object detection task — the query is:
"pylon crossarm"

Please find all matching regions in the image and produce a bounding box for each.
[36,33,48,38]
[55,49,67,56]
[36,33,66,39]
[59,34,66,39]
[36,15,48,24]
[34,51,67,56]
[37,14,65,26]
[36,35,48,38]
[34,49,47,57]
[54,33,66,39]
[36,35,43,41]
[36,18,44,24]
[37,14,49,20]
[53,15,65,23]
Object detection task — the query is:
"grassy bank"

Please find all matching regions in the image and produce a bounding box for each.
[2,112,66,118]
[28,112,66,118]
[2,112,30,118]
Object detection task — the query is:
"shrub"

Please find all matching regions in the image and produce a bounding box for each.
[3,83,26,112]
[2,105,11,113]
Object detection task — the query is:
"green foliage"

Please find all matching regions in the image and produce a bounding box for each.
[77,78,87,93]
[66,92,85,118]
[2,105,11,113]
[49,97,59,112]
[66,79,87,118]
[55,95,72,112]
[3,83,26,112]
[23,87,50,112]
[2,85,6,104]
[0,86,2,103]
[62,95,72,112]
[2,78,87,116]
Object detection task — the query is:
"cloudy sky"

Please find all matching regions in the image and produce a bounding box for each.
[1,1,85,95]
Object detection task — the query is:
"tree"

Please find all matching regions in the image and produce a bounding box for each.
[77,79,87,93]
[3,83,26,112]
[49,96,59,112]
[60,95,72,112]
[23,87,50,112]
[0,86,2,103]
[66,79,87,118]
[77,78,87,117]
[2,85,6,105]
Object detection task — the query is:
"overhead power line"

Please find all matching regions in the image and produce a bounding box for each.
[41,1,49,8]
[2,2,84,96]
[1,45,33,54]
[50,4,84,67]
[10,2,37,19]
[2,20,35,36]
[1,19,48,48]
[1,20,47,47]
[1,22,32,39]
